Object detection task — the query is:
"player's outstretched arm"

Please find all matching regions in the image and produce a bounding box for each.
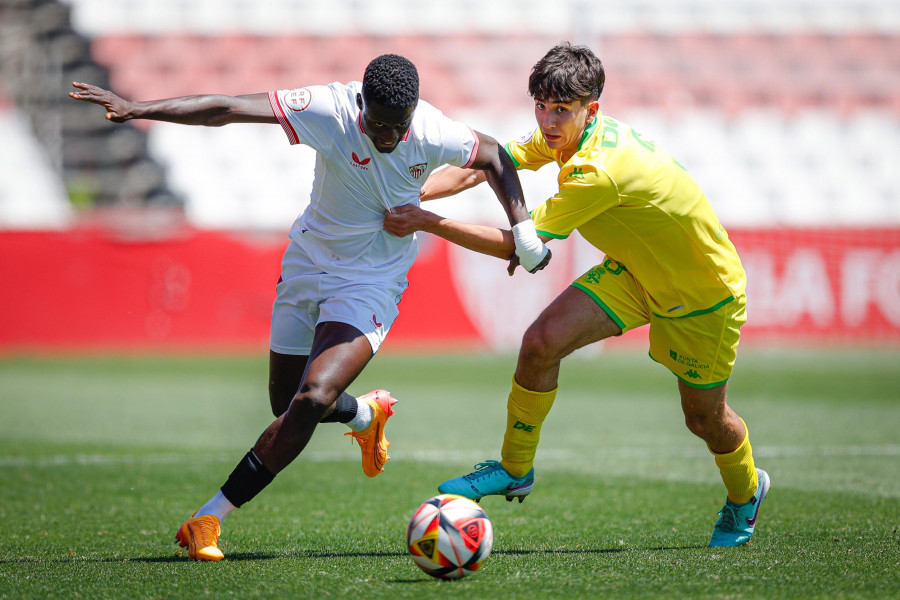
[384,204,551,276]
[68,82,278,126]
[385,204,513,259]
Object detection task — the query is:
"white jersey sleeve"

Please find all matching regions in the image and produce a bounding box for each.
[268,83,350,150]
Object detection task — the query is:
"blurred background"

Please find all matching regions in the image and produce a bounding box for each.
[0,0,898,352]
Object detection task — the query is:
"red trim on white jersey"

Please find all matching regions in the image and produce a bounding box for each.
[463,127,479,168]
[269,91,300,145]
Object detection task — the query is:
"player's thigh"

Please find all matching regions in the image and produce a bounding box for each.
[268,351,308,416]
[524,286,623,360]
[301,321,375,406]
[649,294,746,388]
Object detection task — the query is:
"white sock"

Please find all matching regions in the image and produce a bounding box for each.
[194,490,237,523]
[347,397,373,432]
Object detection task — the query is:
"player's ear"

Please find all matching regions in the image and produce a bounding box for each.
[586,99,600,123]
[356,93,363,110]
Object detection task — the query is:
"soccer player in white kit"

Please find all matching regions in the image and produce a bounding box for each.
[70,54,550,560]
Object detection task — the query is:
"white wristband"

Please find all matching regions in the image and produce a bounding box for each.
[512,220,549,272]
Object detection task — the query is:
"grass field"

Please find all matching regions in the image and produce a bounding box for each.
[1,349,898,599]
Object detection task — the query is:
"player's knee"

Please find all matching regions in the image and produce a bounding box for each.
[287,383,336,422]
[684,413,709,438]
[683,410,728,442]
[519,322,559,366]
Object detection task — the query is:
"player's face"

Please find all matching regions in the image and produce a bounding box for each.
[533,97,599,161]
[357,94,415,154]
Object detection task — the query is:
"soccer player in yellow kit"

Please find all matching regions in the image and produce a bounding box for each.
[383,42,769,547]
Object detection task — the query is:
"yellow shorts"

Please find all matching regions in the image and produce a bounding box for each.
[572,259,746,388]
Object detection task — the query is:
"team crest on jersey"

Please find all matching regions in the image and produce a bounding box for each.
[408,163,427,179]
[286,88,312,112]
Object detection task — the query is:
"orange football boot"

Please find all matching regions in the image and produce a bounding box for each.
[344,389,397,477]
[175,514,224,561]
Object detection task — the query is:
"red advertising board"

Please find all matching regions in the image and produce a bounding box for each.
[0,227,897,352]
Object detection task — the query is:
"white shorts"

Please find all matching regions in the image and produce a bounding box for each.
[270,240,408,355]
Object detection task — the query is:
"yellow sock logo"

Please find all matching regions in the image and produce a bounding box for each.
[513,420,536,432]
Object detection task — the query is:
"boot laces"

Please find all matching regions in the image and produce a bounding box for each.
[716,504,738,531]
[466,460,504,482]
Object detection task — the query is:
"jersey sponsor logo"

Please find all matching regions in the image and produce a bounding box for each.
[285,88,312,112]
[669,349,710,376]
[408,162,427,179]
[351,152,371,170]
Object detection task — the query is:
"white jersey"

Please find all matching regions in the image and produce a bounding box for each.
[269,81,479,282]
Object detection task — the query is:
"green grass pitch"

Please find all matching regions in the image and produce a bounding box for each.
[1,349,898,599]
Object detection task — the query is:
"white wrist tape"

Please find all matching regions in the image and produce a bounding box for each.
[512,220,549,272]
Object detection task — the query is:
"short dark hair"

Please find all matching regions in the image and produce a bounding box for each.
[362,54,419,109]
[528,42,605,104]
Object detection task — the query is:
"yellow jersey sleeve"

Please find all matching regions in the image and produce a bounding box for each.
[530,165,619,239]
[504,128,555,171]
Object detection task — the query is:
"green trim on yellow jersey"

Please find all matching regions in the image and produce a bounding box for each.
[651,295,735,320]
[502,143,520,168]
[571,282,627,329]
[677,374,730,389]
[578,117,601,151]
[536,229,568,240]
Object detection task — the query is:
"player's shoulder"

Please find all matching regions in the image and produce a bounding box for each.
[276,80,356,114]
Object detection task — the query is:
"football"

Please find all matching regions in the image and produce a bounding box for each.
[406,494,494,580]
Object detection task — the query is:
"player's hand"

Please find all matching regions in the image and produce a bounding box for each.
[384,204,433,237]
[68,82,131,123]
[507,247,551,276]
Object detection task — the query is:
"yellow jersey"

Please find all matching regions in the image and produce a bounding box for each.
[505,114,746,318]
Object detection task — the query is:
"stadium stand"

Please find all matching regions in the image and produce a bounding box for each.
[0,0,178,215]
[0,85,73,228]
[0,0,898,228]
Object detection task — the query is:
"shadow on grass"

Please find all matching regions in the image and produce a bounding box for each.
[0,544,705,565]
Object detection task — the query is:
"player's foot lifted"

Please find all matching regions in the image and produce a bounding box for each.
[345,389,397,477]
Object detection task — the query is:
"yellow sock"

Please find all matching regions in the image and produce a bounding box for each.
[711,418,758,504]
[500,378,557,478]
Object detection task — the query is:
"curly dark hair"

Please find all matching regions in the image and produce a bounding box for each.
[362,54,419,109]
[528,42,605,104]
